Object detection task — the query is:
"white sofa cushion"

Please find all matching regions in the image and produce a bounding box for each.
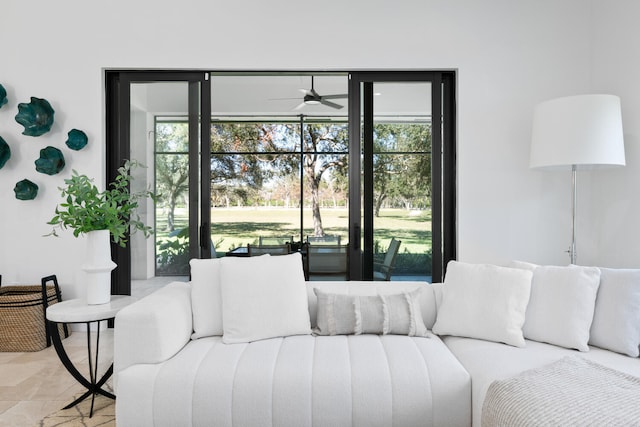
[432,261,532,347]
[116,334,471,427]
[313,288,430,337]
[220,253,311,343]
[589,268,640,357]
[443,335,640,427]
[523,265,600,352]
[189,258,223,338]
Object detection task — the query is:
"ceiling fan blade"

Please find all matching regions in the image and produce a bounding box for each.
[293,101,307,110]
[320,93,348,100]
[268,97,303,101]
[319,99,344,109]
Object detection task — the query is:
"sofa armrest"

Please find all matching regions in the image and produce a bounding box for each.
[114,281,192,383]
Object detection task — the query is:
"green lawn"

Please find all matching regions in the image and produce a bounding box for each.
[155,206,432,276]
[156,207,431,254]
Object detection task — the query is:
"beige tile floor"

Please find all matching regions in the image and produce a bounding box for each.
[0,330,114,427]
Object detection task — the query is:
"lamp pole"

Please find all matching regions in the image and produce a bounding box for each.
[569,165,577,265]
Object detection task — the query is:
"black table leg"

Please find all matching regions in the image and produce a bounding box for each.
[48,319,115,417]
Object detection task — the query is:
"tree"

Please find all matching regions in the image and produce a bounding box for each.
[372,123,432,216]
[155,123,189,231]
[210,123,284,207]
[280,122,348,237]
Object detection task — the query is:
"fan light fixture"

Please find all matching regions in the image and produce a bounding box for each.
[303,95,321,105]
[530,94,625,264]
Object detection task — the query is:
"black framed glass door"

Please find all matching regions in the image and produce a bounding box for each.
[348,72,456,282]
[107,70,454,293]
[106,71,210,294]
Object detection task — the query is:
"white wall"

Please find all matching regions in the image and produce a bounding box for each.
[589,0,640,267]
[2,0,635,296]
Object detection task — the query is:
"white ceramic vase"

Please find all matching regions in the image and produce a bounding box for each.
[82,229,116,305]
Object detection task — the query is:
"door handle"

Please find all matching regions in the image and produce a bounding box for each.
[199,222,209,250]
[353,224,361,250]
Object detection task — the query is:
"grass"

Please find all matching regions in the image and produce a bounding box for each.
[155,206,433,276]
[156,206,431,254]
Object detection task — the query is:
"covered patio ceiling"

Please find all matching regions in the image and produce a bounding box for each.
[131,72,432,120]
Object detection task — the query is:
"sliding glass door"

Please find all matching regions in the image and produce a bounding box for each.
[106,71,210,293]
[106,70,454,293]
[349,72,455,282]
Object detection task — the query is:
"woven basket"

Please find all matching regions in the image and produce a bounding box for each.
[0,285,70,352]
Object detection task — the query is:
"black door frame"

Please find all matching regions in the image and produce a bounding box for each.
[105,71,210,295]
[106,70,455,294]
[348,71,456,282]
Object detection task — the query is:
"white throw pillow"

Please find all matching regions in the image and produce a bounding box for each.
[507,260,538,271]
[189,258,223,339]
[589,268,640,357]
[220,253,311,344]
[313,288,430,337]
[432,261,532,347]
[523,265,600,352]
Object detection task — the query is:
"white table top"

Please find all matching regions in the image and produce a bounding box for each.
[46,295,138,323]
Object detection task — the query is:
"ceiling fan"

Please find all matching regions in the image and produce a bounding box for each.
[295,76,347,110]
[271,76,347,110]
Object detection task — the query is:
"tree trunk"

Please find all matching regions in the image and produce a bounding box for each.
[374,194,387,218]
[311,184,324,237]
[306,168,325,237]
[167,195,176,232]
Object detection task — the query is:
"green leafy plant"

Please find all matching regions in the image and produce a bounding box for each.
[47,160,157,247]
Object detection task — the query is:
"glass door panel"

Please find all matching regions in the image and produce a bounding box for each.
[350,74,438,282]
[128,81,201,277]
[210,150,301,253]
[208,74,349,272]
[153,117,191,275]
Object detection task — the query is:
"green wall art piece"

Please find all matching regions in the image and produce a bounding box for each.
[15,97,55,136]
[0,84,7,108]
[14,179,38,200]
[35,146,65,175]
[65,128,88,150]
[0,136,10,169]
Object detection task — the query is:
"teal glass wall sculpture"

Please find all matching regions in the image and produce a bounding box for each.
[65,129,88,150]
[15,97,55,136]
[14,179,38,200]
[35,146,65,175]
[0,84,7,109]
[0,136,10,169]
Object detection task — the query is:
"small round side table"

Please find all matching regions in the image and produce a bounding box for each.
[46,295,137,417]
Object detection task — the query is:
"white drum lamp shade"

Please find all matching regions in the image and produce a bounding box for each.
[530,94,625,264]
[530,94,625,170]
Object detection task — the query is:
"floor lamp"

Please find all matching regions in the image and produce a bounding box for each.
[530,94,625,264]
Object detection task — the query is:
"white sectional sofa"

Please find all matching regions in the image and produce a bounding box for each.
[114,255,640,426]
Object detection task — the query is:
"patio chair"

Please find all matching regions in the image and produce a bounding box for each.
[247,243,291,256]
[307,244,348,278]
[258,236,294,246]
[373,238,401,281]
[306,235,341,246]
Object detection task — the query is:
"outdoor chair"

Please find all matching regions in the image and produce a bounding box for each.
[307,244,348,278]
[306,235,341,246]
[373,238,401,281]
[247,243,291,256]
[258,236,294,246]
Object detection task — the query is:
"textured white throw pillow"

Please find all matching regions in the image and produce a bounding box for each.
[523,265,600,352]
[190,258,223,339]
[220,253,311,344]
[432,261,532,347]
[313,288,430,337]
[589,268,640,357]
